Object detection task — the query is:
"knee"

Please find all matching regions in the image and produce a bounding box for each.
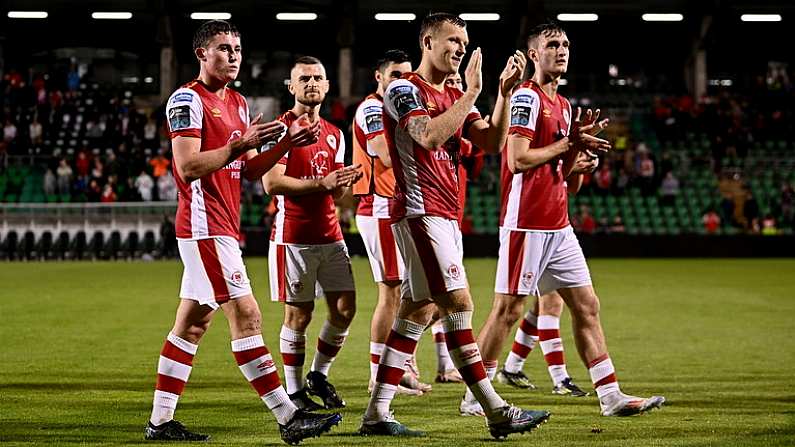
[236,306,262,333]
[491,296,524,326]
[334,301,356,328]
[285,306,313,331]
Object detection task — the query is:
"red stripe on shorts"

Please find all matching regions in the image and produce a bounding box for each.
[406,218,446,296]
[276,244,286,302]
[378,218,400,282]
[507,230,525,295]
[197,239,230,303]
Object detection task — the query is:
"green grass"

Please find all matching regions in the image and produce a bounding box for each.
[1,258,794,446]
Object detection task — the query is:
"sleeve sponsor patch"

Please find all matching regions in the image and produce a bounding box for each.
[365,112,383,133]
[170,92,194,104]
[510,93,536,127]
[168,105,192,131]
[388,85,424,119]
[511,105,531,126]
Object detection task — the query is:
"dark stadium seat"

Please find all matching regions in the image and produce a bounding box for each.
[55,231,70,260]
[36,231,54,260]
[142,231,157,256]
[19,231,36,260]
[89,231,105,260]
[105,231,122,260]
[70,231,87,260]
[123,231,140,259]
[3,231,19,261]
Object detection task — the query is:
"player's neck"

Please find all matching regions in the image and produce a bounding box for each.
[415,62,447,92]
[197,72,228,99]
[533,73,560,100]
[291,103,321,123]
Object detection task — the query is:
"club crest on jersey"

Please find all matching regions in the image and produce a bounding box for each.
[238,106,248,125]
[291,280,304,294]
[562,108,571,127]
[231,271,244,285]
[227,130,243,144]
[326,134,337,149]
[522,271,534,286]
[447,264,461,280]
[311,151,330,176]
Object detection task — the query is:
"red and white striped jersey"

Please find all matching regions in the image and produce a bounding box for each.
[270,111,345,245]
[352,93,393,219]
[500,80,572,231]
[167,80,250,240]
[356,194,391,218]
[383,72,481,221]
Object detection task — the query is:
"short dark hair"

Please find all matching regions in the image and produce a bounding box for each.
[293,55,323,68]
[527,21,566,49]
[419,13,467,50]
[193,20,240,50]
[375,49,411,72]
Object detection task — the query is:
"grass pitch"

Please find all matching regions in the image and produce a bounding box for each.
[1,257,794,446]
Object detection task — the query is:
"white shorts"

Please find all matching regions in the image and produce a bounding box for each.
[392,216,467,302]
[178,236,252,309]
[268,240,355,303]
[494,226,592,297]
[356,215,405,283]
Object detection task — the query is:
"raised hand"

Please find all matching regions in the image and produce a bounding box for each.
[464,47,483,97]
[239,113,287,150]
[570,107,612,153]
[580,108,609,136]
[286,113,321,147]
[499,50,527,97]
[320,164,363,191]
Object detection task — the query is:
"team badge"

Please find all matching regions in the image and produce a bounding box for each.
[231,271,244,285]
[562,108,571,127]
[447,264,461,280]
[291,280,304,294]
[238,106,248,125]
[310,151,329,176]
[522,271,534,286]
[326,134,337,149]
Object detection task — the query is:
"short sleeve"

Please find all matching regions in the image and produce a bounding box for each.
[508,87,540,141]
[383,79,428,127]
[334,131,346,168]
[166,88,203,138]
[464,104,482,135]
[356,99,385,140]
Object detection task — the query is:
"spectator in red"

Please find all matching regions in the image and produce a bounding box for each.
[594,164,611,196]
[75,150,91,178]
[575,205,597,234]
[100,184,117,203]
[703,209,721,234]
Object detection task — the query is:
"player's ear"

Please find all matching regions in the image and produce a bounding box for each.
[527,48,537,63]
[195,47,206,61]
[423,35,432,51]
[374,70,381,84]
[287,80,294,95]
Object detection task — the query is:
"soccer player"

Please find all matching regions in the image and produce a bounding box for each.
[359,13,550,439]
[145,20,341,444]
[467,21,665,417]
[352,49,436,395]
[497,155,600,396]
[262,56,361,412]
